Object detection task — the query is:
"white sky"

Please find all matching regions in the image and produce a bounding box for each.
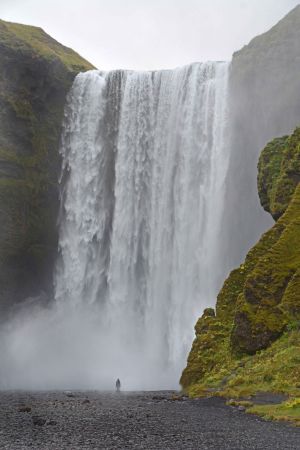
[0,0,299,70]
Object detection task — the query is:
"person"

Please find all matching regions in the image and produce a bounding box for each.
[116,378,121,392]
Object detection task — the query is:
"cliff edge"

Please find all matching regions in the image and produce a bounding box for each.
[0,20,94,311]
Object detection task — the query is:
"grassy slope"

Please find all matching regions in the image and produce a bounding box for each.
[181,127,300,424]
[248,398,300,426]
[0,20,94,72]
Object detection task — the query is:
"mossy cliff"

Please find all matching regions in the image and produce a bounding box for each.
[223,5,300,274]
[258,128,300,220]
[181,127,300,398]
[0,20,94,311]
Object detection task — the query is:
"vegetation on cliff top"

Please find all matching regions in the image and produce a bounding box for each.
[232,5,300,83]
[0,19,93,308]
[181,126,300,424]
[0,20,94,72]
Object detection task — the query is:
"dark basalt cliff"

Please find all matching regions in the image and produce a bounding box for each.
[181,127,300,398]
[0,20,93,311]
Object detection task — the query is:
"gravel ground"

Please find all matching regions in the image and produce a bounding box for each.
[0,391,299,449]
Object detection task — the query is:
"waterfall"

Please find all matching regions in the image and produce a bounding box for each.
[54,62,230,389]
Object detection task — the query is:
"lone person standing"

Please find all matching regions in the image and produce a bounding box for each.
[116,378,121,392]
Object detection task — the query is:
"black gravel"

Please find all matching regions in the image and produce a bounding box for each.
[0,391,299,449]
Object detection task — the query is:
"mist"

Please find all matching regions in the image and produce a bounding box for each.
[0,301,174,390]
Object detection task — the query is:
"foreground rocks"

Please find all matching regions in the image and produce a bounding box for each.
[0,391,299,449]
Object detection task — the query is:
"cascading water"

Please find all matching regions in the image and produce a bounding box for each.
[53,62,230,389]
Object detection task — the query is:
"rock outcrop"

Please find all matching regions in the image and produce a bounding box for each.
[181,127,300,397]
[222,5,300,274]
[0,20,93,311]
[258,129,300,220]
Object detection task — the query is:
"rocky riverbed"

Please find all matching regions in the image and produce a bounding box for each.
[0,391,299,449]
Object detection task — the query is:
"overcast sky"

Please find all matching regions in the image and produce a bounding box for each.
[0,0,299,70]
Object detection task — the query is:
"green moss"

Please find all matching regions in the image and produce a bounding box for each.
[180,313,233,390]
[223,331,300,398]
[257,135,288,218]
[226,399,254,408]
[248,397,300,426]
[232,184,300,353]
[181,126,300,400]
[0,20,94,72]
[258,128,300,219]
[0,19,94,306]
[183,330,300,400]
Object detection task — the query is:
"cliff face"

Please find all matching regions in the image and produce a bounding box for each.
[181,5,300,398]
[258,129,300,220]
[0,20,94,311]
[222,5,300,274]
[181,127,300,398]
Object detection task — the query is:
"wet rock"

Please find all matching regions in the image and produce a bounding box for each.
[18,406,31,413]
[152,395,165,401]
[32,416,46,426]
[47,420,57,426]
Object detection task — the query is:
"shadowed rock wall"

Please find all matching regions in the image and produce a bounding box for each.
[0,20,93,311]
